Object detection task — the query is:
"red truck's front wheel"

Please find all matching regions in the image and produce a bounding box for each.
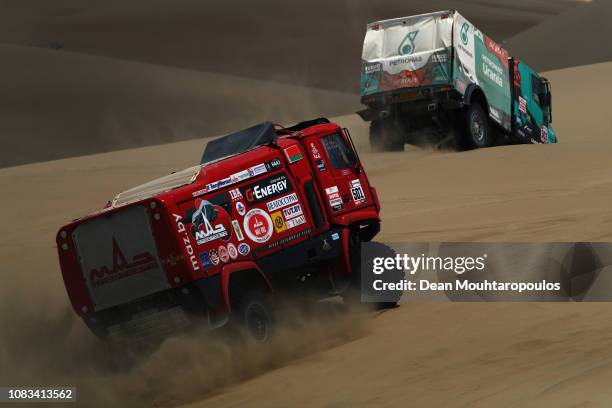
[343,234,403,308]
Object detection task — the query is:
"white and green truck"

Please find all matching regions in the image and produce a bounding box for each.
[358,10,557,151]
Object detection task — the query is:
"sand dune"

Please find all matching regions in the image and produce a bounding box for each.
[0,45,356,168]
[1,60,612,406]
[506,0,610,71]
[0,0,583,93]
[0,0,587,168]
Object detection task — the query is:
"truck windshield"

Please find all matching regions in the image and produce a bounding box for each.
[543,80,552,124]
[321,133,357,169]
[532,75,552,124]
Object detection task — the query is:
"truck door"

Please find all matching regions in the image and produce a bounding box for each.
[303,130,373,216]
[512,60,556,144]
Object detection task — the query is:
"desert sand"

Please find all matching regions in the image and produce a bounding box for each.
[2,0,612,407]
[0,44,356,168]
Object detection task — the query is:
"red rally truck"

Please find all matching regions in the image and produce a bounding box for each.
[56,118,398,344]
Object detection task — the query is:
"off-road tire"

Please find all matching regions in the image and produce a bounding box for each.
[342,235,403,309]
[464,103,493,149]
[232,290,274,344]
[369,119,404,152]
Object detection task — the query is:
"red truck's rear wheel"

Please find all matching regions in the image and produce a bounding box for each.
[232,290,274,343]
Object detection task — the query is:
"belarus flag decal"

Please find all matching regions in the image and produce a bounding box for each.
[283,145,303,163]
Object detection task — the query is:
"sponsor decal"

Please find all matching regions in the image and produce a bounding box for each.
[229,188,243,202]
[192,188,207,198]
[325,186,339,195]
[388,56,422,67]
[330,198,344,211]
[230,169,250,184]
[173,213,200,272]
[265,158,282,171]
[286,215,306,229]
[326,185,343,210]
[460,22,470,45]
[236,201,246,216]
[485,36,509,69]
[316,159,327,172]
[89,238,157,287]
[231,219,244,241]
[203,163,268,194]
[540,126,548,143]
[227,243,238,260]
[218,245,229,263]
[310,143,321,159]
[284,145,303,163]
[190,200,230,245]
[241,173,292,204]
[249,163,267,177]
[489,107,501,121]
[364,62,382,74]
[238,242,250,256]
[481,54,504,88]
[205,177,233,193]
[264,228,312,250]
[199,252,212,268]
[282,203,303,220]
[398,30,419,56]
[266,192,298,212]
[243,208,274,243]
[431,51,448,63]
[350,179,366,204]
[209,249,220,265]
[519,96,527,114]
[271,211,286,233]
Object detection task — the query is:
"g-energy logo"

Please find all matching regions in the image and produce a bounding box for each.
[240,173,292,204]
[373,254,487,275]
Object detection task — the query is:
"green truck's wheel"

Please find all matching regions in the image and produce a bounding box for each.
[369,120,404,152]
[465,103,493,149]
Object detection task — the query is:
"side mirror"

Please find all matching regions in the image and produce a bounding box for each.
[342,127,360,168]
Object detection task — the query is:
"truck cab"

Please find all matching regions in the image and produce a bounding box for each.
[511,59,556,144]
